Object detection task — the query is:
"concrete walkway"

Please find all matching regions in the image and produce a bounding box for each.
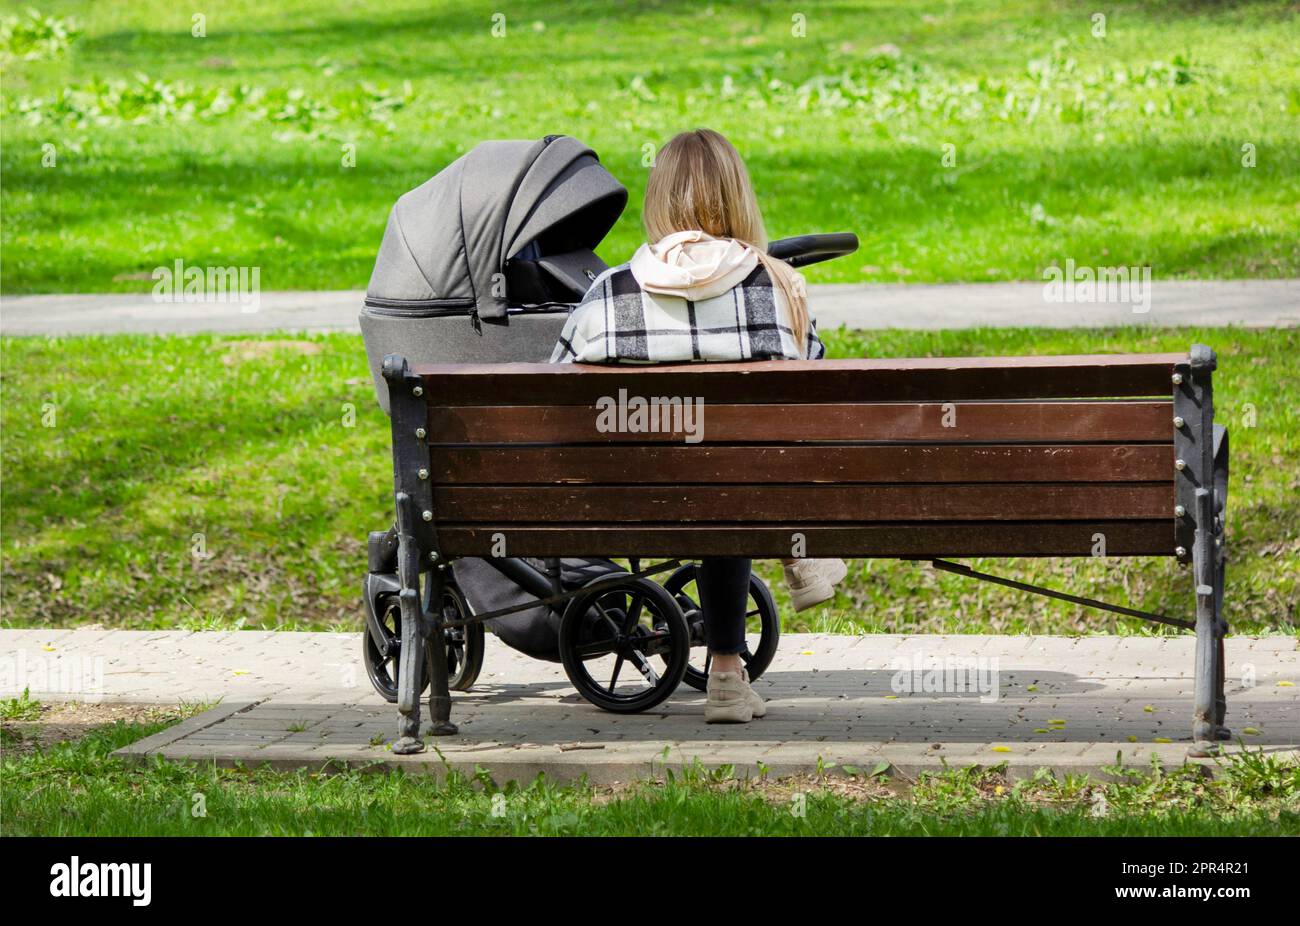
[4,629,1295,783]
[2,280,1296,336]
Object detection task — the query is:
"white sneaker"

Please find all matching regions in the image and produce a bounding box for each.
[740,668,766,718]
[705,670,754,723]
[783,558,848,612]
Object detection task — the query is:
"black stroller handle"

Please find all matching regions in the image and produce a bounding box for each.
[767,232,859,268]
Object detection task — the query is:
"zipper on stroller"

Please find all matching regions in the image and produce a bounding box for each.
[362,296,477,317]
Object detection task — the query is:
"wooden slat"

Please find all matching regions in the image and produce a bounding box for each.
[434,484,1172,523]
[432,444,1174,485]
[419,354,1183,405]
[429,401,1172,444]
[434,521,1174,558]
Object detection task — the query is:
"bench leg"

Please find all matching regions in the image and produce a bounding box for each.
[1188,492,1232,752]
[1213,553,1231,740]
[393,587,426,753]
[1178,345,1230,759]
[1212,423,1231,740]
[392,492,427,755]
[425,567,458,736]
[1189,524,1219,756]
[1214,636,1229,737]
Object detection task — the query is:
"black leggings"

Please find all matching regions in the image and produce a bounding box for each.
[695,557,752,655]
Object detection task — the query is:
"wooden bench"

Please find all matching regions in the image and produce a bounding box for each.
[379,344,1230,755]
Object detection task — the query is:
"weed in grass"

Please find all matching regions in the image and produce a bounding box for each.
[7,74,415,141]
[0,9,80,63]
[0,687,42,722]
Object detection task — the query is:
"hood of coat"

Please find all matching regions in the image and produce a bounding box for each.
[628,230,760,301]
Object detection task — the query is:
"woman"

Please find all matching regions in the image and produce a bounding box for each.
[552,128,846,722]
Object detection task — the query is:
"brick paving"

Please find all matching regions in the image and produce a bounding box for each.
[2,630,1295,783]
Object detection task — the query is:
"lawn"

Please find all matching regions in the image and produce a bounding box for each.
[2,0,1298,293]
[2,326,1296,635]
[3,703,1297,836]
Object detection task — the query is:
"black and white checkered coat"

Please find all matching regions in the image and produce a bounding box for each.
[550,262,824,363]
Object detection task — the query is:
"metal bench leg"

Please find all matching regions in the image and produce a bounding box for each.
[1190,534,1230,749]
[425,567,458,736]
[1212,423,1231,740]
[382,353,446,752]
[392,492,427,755]
[1214,638,1228,736]
[1179,345,1227,758]
[1213,547,1230,740]
[1190,520,1219,755]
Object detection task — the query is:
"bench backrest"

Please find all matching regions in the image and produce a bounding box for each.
[414,355,1184,559]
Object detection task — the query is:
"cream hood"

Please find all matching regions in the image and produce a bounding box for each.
[628,230,760,301]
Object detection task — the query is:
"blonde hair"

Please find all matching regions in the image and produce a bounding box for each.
[643,129,810,351]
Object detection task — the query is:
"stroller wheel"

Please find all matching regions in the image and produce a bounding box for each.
[662,563,780,693]
[363,594,429,704]
[558,576,689,713]
[364,586,484,702]
[439,582,484,692]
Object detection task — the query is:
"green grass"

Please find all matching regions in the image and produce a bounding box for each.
[2,327,1297,635]
[3,710,1297,835]
[2,1,1298,293]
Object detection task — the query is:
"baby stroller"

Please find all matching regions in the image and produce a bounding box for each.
[359,135,857,714]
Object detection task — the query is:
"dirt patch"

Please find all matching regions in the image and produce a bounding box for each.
[1,701,180,757]
[750,771,903,803]
[220,339,323,365]
[589,769,903,805]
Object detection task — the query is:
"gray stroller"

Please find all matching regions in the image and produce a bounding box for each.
[359,135,856,712]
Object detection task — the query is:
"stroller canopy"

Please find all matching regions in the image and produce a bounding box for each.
[366,135,627,320]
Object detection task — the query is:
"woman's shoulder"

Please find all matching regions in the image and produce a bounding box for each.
[562,262,636,333]
[576,262,635,304]
[553,263,637,364]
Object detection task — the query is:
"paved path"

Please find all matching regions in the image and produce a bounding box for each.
[2,280,1296,336]
[4,630,1295,782]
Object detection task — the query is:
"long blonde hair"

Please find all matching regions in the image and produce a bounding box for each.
[643,129,810,350]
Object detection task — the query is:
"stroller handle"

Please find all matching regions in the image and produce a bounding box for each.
[767,233,859,268]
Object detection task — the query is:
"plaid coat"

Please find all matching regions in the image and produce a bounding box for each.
[549,262,824,364]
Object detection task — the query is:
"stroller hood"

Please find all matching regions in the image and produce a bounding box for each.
[366,135,627,320]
